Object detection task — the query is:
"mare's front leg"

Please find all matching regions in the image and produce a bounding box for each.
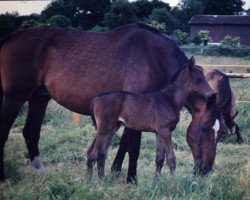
[0,96,27,181]
[22,94,50,173]
[111,128,142,184]
[157,128,176,178]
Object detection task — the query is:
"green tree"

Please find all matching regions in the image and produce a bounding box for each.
[46,14,72,28]
[41,0,77,26]
[202,0,244,15]
[133,0,170,21]
[0,12,20,37]
[104,0,138,29]
[149,7,177,33]
[172,0,203,32]
[73,0,111,29]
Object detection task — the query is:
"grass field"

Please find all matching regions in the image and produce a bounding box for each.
[0,55,249,200]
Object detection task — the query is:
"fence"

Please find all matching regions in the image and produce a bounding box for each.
[181,46,250,58]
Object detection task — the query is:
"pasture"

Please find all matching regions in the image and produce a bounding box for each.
[0,55,249,200]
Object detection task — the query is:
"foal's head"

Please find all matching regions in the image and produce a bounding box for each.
[186,94,226,175]
[178,56,214,99]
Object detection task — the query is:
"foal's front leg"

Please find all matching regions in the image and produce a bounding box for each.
[157,129,176,177]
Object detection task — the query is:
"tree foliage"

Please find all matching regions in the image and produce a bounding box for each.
[0,0,246,39]
[0,12,19,37]
[46,14,72,28]
[202,0,244,15]
[104,0,138,29]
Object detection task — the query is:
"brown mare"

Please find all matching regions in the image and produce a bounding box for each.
[0,24,213,182]
[186,93,226,174]
[205,70,243,143]
[86,58,215,180]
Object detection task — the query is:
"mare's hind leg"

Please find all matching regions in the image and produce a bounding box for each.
[22,94,50,172]
[0,96,27,181]
[111,128,129,172]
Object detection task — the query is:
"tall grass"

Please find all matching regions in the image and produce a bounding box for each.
[0,58,249,199]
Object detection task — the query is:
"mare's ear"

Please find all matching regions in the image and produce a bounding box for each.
[232,111,239,119]
[206,93,217,109]
[188,56,196,71]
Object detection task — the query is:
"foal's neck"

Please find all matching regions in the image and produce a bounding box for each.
[160,78,188,110]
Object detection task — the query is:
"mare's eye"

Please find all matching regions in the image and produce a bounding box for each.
[201,125,209,132]
[194,77,202,84]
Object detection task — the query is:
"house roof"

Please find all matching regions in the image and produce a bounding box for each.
[188,15,250,25]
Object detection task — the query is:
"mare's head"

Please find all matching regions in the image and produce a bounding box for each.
[178,56,214,99]
[186,94,226,175]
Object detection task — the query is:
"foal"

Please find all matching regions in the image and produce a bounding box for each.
[86,57,212,180]
[205,70,243,143]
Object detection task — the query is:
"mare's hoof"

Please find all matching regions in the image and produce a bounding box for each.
[237,137,244,144]
[31,156,45,174]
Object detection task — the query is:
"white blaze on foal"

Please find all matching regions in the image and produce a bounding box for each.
[212,119,220,143]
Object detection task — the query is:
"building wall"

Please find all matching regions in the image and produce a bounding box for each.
[190,25,250,45]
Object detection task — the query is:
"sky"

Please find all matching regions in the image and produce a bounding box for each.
[0,0,249,16]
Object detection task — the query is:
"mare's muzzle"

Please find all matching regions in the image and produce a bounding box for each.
[193,160,213,175]
[205,91,216,100]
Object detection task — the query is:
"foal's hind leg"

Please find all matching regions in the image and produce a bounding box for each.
[155,135,165,179]
[235,124,243,144]
[87,124,117,181]
[22,94,50,172]
[0,96,26,181]
[157,129,176,178]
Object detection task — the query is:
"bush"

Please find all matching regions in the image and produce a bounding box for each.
[147,20,166,32]
[172,29,190,45]
[46,14,71,28]
[20,19,41,29]
[220,35,240,48]
[192,30,211,45]
[182,44,250,57]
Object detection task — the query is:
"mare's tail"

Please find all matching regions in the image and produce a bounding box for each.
[0,35,11,111]
[88,97,98,128]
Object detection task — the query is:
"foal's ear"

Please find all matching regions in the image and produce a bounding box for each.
[188,56,196,71]
[206,93,217,109]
